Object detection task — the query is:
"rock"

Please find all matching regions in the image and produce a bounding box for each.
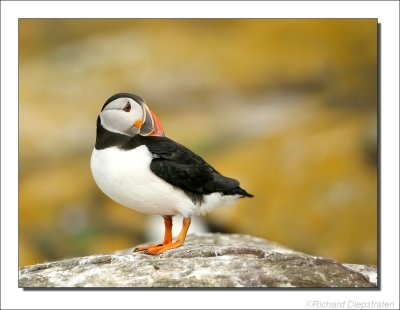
[19,233,377,288]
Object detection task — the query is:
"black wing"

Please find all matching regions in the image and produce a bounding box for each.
[137,136,252,204]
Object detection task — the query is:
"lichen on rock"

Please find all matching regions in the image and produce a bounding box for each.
[19,233,377,288]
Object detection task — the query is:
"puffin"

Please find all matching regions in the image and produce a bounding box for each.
[90,93,253,255]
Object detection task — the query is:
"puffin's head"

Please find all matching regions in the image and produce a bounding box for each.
[99,93,165,137]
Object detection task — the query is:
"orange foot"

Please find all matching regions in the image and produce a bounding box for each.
[134,216,173,253]
[146,240,184,255]
[134,217,191,255]
[133,243,163,252]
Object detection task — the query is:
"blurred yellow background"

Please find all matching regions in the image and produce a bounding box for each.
[19,19,377,267]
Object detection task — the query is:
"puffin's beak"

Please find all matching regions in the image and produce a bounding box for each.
[139,104,165,137]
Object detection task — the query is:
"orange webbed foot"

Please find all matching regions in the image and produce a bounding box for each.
[133,244,163,252]
[134,217,191,255]
[145,241,184,255]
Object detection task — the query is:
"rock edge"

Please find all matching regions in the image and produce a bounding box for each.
[19,233,377,288]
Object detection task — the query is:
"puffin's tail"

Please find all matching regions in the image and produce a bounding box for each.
[211,173,254,198]
[241,189,254,198]
[226,186,254,198]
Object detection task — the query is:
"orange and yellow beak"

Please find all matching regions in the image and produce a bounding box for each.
[137,104,165,137]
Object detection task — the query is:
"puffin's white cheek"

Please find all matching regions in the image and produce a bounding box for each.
[130,106,144,123]
[101,111,134,134]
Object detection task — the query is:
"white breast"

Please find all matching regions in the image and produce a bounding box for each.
[91,145,191,216]
[90,145,239,217]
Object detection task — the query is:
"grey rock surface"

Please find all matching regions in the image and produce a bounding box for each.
[19,233,377,288]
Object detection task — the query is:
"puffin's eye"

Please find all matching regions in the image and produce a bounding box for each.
[123,102,131,112]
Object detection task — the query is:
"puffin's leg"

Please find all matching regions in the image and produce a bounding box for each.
[146,217,191,255]
[162,215,173,244]
[133,216,173,252]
